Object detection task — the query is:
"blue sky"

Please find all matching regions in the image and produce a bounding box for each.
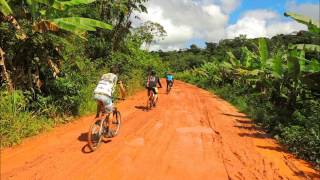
[229,0,320,24]
[137,0,320,50]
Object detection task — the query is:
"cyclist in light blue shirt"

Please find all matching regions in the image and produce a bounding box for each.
[166,72,174,91]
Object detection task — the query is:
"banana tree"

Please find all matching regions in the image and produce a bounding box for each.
[1,0,112,39]
[0,47,13,91]
[284,12,320,34]
[285,12,320,97]
[0,0,16,91]
[0,0,112,91]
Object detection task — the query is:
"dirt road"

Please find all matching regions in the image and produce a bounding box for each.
[1,81,319,180]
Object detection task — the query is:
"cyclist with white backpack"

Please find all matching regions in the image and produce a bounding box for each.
[93,73,118,118]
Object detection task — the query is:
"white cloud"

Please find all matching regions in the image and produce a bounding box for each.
[286,1,320,21]
[133,0,230,50]
[137,5,194,46]
[226,9,307,39]
[243,9,278,20]
[133,1,314,51]
[219,0,241,13]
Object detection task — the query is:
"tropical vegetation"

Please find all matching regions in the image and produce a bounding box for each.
[1,0,319,168]
[159,13,319,166]
[0,0,167,147]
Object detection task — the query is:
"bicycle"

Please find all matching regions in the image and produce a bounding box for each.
[166,81,173,94]
[87,106,121,151]
[146,87,158,110]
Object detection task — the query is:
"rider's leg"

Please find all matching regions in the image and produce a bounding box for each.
[146,88,151,107]
[153,88,158,106]
[95,100,104,118]
[95,102,100,118]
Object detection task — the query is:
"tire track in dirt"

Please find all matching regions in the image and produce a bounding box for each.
[1,80,319,180]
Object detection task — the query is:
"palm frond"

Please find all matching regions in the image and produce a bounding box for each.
[0,0,12,16]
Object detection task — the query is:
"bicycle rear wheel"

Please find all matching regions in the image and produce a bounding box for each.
[147,92,154,110]
[108,110,121,137]
[167,82,172,94]
[88,118,104,151]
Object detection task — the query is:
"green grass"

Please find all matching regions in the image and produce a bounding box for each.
[0,91,54,147]
[78,83,97,116]
[0,74,145,148]
[210,85,319,168]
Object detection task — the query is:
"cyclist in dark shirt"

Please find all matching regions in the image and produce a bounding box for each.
[146,70,162,104]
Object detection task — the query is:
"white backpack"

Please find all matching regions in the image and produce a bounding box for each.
[94,73,118,97]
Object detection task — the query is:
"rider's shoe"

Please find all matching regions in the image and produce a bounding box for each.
[106,130,115,138]
[102,126,108,137]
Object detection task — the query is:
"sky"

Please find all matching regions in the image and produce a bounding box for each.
[133,0,320,51]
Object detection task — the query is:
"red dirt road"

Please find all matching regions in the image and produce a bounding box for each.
[1,81,319,180]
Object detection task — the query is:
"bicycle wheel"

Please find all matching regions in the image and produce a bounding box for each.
[167,82,172,94]
[88,118,104,151]
[108,110,121,137]
[147,92,154,110]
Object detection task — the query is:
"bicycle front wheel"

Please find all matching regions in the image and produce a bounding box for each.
[88,118,104,151]
[147,96,153,110]
[109,110,121,137]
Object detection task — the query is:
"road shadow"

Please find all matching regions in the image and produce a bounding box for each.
[135,106,148,111]
[80,137,112,154]
[236,119,253,124]
[78,132,88,142]
[257,145,287,153]
[81,144,93,153]
[222,113,248,118]
[234,125,258,131]
[300,171,320,180]
[238,132,271,139]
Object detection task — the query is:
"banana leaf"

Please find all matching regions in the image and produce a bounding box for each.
[61,0,96,5]
[235,68,262,76]
[51,17,112,30]
[0,0,12,16]
[27,0,65,10]
[227,51,239,66]
[287,51,301,80]
[289,44,320,52]
[272,52,283,78]
[28,0,97,10]
[258,38,268,68]
[241,47,257,68]
[307,59,320,73]
[43,17,112,38]
[300,72,320,96]
[33,20,60,33]
[284,12,320,34]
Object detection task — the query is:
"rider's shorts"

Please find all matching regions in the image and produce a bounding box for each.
[93,94,113,112]
[147,87,158,94]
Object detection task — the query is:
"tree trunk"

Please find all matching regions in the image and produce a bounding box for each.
[47,58,60,78]
[4,15,27,40]
[0,47,14,91]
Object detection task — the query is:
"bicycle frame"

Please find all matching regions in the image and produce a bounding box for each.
[167,81,173,93]
[147,89,156,110]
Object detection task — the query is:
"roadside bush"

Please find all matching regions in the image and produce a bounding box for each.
[177,68,320,166]
[0,91,54,147]
[281,126,320,166]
